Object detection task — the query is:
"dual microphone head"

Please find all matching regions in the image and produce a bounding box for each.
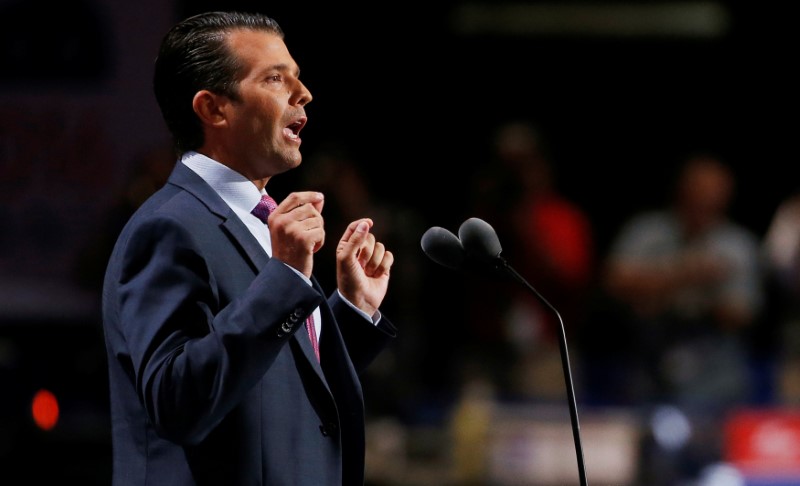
[420,217,506,274]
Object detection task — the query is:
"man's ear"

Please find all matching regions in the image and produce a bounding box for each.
[192,90,228,128]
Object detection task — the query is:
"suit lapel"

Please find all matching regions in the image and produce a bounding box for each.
[167,162,268,272]
[221,218,269,271]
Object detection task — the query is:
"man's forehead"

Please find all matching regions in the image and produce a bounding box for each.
[226,28,284,49]
[226,29,295,70]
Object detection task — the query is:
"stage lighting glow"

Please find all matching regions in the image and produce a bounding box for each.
[31,388,59,431]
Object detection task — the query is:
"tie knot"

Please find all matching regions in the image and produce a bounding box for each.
[252,194,277,224]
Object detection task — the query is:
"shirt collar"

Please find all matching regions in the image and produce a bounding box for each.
[180,151,267,215]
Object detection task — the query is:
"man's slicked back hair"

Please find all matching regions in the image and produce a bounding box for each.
[153,11,284,153]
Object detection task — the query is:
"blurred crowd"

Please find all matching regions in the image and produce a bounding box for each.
[346,119,798,486]
[212,118,797,486]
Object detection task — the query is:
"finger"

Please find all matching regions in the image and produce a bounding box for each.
[292,204,323,224]
[313,233,325,253]
[276,191,324,214]
[340,218,373,247]
[283,213,323,231]
[273,201,323,229]
[363,241,385,275]
[372,249,394,278]
[288,215,325,244]
[356,232,376,268]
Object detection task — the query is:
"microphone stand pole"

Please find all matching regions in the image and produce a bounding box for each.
[499,258,589,486]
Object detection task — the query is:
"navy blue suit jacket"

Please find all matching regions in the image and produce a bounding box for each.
[102,162,396,485]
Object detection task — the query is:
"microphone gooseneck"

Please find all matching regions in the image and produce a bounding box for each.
[420,218,589,486]
[497,259,588,486]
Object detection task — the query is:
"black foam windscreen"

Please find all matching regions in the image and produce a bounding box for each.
[458,217,503,260]
[420,226,465,270]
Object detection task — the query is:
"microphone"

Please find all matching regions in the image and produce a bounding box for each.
[458,216,504,268]
[421,217,589,486]
[419,226,465,271]
[420,218,506,277]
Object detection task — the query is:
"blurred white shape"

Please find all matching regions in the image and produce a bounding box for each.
[651,404,692,450]
[698,462,745,486]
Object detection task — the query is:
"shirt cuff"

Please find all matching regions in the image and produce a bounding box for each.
[337,289,381,325]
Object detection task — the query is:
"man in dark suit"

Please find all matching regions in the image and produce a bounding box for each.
[102,11,396,486]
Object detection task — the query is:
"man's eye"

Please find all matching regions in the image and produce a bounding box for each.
[267,75,282,82]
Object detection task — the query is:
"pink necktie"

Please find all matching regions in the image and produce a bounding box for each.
[251,194,277,224]
[306,313,320,362]
[251,194,320,362]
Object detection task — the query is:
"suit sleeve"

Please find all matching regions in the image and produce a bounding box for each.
[113,213,323,445]
[327,292,397,374]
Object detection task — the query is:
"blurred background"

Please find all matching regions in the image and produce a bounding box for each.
[1,0,797,484]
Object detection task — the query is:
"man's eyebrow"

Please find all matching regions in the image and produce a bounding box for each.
[260,63,300,76]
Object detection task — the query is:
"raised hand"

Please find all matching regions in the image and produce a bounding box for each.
[268,191,325,277]
[335,218,394,317]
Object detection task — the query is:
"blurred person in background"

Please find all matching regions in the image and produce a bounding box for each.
[761,191,800,404]
[598,153,764,409]
[461,120,595,401]
[592,153,765,485]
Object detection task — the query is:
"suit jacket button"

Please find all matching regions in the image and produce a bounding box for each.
[281,321,293,333]
[320,421,338,437]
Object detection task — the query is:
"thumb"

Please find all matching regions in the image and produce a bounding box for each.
[338,219,372,258]
[353,220,370,235]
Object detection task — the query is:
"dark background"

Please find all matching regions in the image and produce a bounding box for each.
[0,1,795,484]
[193,1,796,249]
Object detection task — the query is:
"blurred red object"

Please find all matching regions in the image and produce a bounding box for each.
[31,388,59,431]
[725,408,800,478]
